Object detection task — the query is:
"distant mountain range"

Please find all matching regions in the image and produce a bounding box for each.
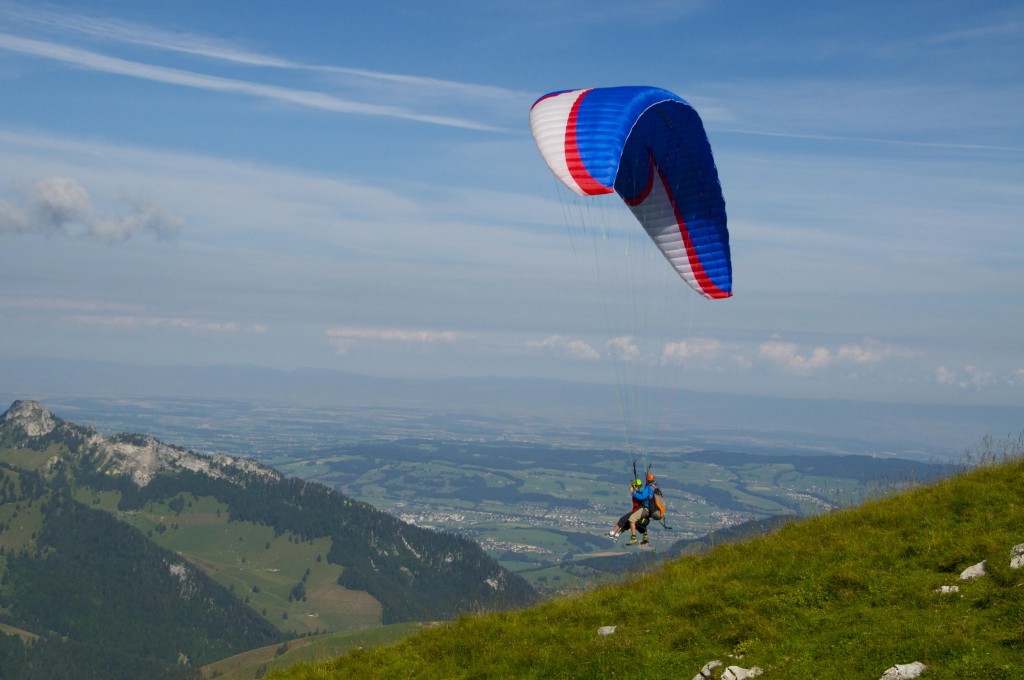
[0,400,536,680]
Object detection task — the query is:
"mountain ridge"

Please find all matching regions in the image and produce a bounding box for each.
[0,399,537,680]
[2,398,278,488]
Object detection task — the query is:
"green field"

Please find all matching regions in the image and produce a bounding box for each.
[103,491,382,634]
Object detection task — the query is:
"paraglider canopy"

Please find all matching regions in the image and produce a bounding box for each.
[530,86,732,300]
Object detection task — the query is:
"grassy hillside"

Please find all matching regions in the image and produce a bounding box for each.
[268,450,1024,679]
[199,623,423,680]
[77,488,382,634]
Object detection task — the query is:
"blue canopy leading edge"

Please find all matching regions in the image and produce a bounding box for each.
[530,86,732,300]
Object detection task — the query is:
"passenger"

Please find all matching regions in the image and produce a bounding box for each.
[608,478,654,545]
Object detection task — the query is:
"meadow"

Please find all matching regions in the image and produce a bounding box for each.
[80,489,384,635]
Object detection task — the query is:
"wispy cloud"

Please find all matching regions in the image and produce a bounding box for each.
[0,176,182,242]
[706,78,1024,152]
[606,336,639,361]
[936,364,992,390]
[759,341,833,374]
[0,296,138,312]
[758,337,905,375]
[3,5,300,68]
[936,364,1024,390]
[326,327,461,354]
[2,5,526,103]
[0,34,505,131]
[69,315,266,333]
[718,127,1024,154]
[661,337,723,366]
[926,21,1023,46]
[525,335,600,361]
[0,2,531,130]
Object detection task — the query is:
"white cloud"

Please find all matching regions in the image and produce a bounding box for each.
[836,343,881,364]
[607,336,639,361]
[0,176,182,242]
[732,354,753,370]
[926,21,1023,47]
[69,315,265,333]
[965,365,994,388]
[759,340,833,374]
[708,77,1024,152]
[0,33,506,131]
[759,338,908,375]
[836,339,905,364]
[2,4,527,102]
[326,327,460,354]
[0,296,138,312]
[935,364,1019,390]
[661,337,723,366]
[525,335,600,361]
[4,6,301,68]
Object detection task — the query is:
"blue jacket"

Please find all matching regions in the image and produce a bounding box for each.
[631,484,654,507]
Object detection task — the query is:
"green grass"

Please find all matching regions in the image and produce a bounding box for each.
[267,452,1024,680]
[0,444,60,471]
[199,623,423,680]
[113,493,382,634]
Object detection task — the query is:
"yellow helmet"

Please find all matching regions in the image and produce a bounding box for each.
[632,479,643,488]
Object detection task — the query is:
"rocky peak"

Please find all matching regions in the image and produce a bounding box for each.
[1,399,58,437]
[2,399,282,489]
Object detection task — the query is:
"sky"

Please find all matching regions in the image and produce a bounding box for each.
[1,0,1022,410]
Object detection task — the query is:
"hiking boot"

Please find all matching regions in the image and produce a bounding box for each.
[641,535,650,545]
[626,536,638,545]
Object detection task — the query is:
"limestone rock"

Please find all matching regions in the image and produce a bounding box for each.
[880,661,927,679]
[1,400,57,436]
[1011,543,1024,570]
[722,666,763,680]
[935,585,959,594]
[597,626,616,636]
[693,660,722,680]
[959,560,986,580]
[0,400,283,489]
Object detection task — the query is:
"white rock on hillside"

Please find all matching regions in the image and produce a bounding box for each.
[597,626,616,636]
[692,660,722,680]
[959,560,986,580]
[935,585,959,594]
[1,400,57,436]
[1,400,284,489]
[1011,543,1024,570]
[880,661,927,679]
[722,665,763,680]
